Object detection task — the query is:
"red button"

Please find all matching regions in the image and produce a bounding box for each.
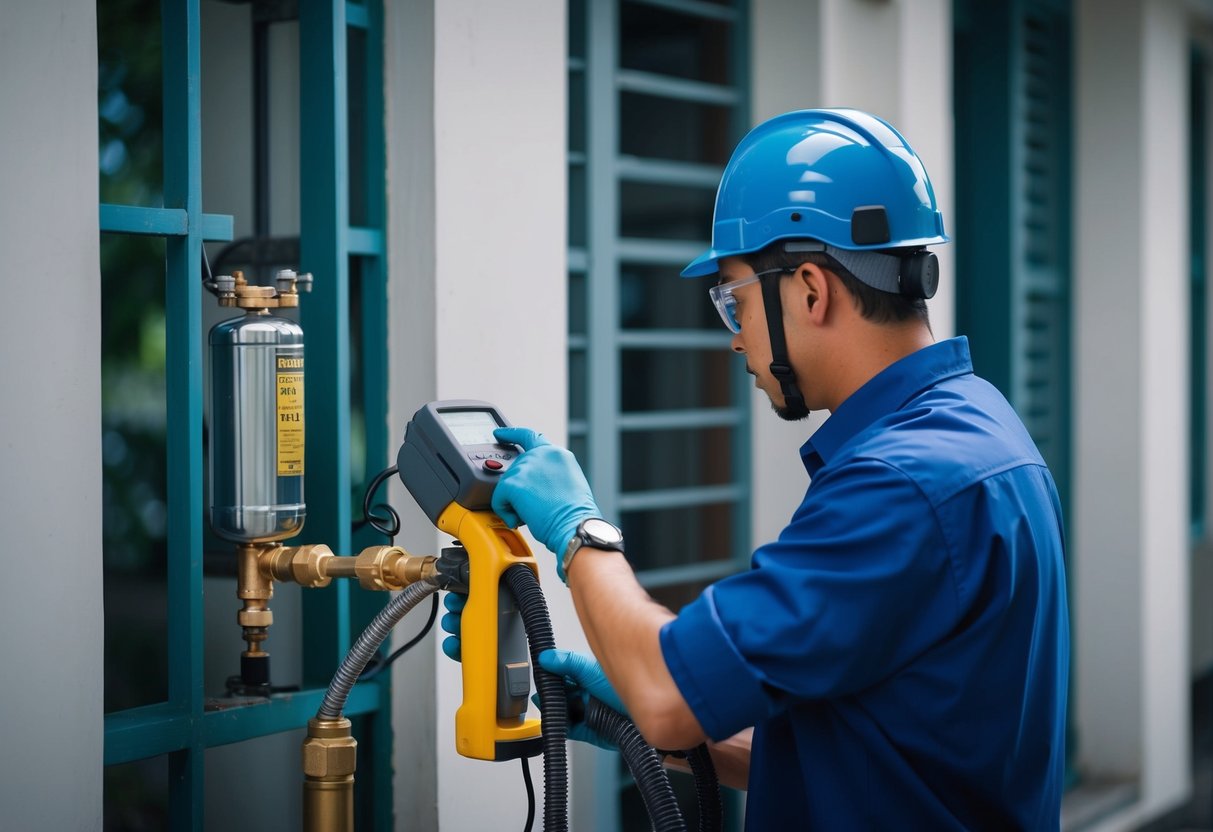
[483,459,504,472]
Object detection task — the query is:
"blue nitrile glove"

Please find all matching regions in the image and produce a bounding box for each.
[492,427,603,581]
[439,591,466,661]
[534,648,626,751]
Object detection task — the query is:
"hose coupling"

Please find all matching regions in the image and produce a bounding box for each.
[354,546,437,591]
[434,544,470,592]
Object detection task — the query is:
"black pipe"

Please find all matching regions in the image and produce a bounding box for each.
[585,697,686,832]
[252,16,270,251]
[503,565,569,832]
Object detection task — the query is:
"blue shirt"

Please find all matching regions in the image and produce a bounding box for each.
[660,337,1069,830]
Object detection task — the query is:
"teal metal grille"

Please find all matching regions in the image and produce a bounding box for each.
[100,1,391,826]
[568,0,749,827]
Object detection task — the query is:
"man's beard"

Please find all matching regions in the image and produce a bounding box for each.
[748,364,811,421]
[771,398,811,422]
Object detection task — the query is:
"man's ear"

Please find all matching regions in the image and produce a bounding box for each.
[797,263,830,322]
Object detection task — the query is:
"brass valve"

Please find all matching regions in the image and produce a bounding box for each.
[213,269,311,310]
[233,542,435,695]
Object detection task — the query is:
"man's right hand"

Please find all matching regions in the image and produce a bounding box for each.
[536,649,626,751]
[439,591,466,661]
[438,593,623,750]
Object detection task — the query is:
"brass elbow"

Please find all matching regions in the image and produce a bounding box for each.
[236,543,276,659]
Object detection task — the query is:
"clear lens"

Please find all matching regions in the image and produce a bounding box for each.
[708,284,740,333]
[708,270,782,333]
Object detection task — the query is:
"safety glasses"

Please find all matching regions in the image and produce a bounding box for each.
[708,268,792,333]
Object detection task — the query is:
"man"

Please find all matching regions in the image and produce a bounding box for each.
[449,109,1070,829]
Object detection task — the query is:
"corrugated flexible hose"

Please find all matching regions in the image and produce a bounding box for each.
[585,697,686,831]
[684,743,722,832]
[318,577,440,719]
[503,564,569,832]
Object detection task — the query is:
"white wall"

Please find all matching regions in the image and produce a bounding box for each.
[747,0,956,547]
[385,1,577,828]
[1073,0,1191,825]
[0,0,104,829]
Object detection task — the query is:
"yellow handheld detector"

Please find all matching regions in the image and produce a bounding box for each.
[396,400,542,761]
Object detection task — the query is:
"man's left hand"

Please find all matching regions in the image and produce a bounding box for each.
[492,426,603,580]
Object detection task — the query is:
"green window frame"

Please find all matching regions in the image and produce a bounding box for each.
[568,0,750,827]
[100,1,392,826]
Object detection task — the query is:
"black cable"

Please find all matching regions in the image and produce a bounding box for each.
[355,463,401,540]
[357,591,439,681]
[201,244,218,294]
[520,756,535,832]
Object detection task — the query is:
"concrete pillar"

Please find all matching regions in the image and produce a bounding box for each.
[0,0,104,828]
[385,0,575,828]
[1074,0,1190,821]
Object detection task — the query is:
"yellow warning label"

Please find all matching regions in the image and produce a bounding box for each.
[276,355,304,476]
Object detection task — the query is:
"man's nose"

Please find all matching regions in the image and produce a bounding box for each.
[731,332,745,354]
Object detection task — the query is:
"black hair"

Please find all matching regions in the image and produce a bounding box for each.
[741,242,931,327]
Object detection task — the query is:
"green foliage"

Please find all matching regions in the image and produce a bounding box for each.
[98,0,170,722]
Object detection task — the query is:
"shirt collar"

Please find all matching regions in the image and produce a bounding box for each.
[802,337,974,475]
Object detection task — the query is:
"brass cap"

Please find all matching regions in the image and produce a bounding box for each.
[302,718,357,779]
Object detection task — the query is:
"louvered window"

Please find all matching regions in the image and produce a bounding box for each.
[568,0,749,827]
[954,0,1072,509]
[954,0,1075,781]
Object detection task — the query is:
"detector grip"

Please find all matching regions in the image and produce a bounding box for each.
[436,504,542,761]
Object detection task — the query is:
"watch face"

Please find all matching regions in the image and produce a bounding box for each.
[583,518,623,545]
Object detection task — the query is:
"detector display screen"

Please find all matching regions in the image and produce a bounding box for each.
[439,409,502,447]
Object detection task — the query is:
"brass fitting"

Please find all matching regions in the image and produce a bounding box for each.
[216,269,304,310]
[237,543,276,653]
[354,546,438,591]
[302,717,356,832]
[259,543,335,589]
[396,553,439,586]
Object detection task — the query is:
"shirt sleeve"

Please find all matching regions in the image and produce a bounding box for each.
[660,457,960,741]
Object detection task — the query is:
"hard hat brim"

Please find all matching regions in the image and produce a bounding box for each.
[680,249,723,278]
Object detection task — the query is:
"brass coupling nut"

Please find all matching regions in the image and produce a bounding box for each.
[302,717,357,780]
[260,544,335,588]
[396,554,439,586]
[354,547,436,591]
[354,546,406,591]
[237,605,273,629]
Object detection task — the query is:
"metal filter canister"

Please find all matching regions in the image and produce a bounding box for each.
[209,311,306,543]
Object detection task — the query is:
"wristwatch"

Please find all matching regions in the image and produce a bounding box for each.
[561,517,625,577]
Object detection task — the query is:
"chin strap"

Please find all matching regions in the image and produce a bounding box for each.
[759,270,807,415]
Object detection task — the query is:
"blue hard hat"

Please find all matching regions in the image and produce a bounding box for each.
[681,108,949,278]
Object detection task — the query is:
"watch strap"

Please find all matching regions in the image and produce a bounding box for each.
[560,518,624,581]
